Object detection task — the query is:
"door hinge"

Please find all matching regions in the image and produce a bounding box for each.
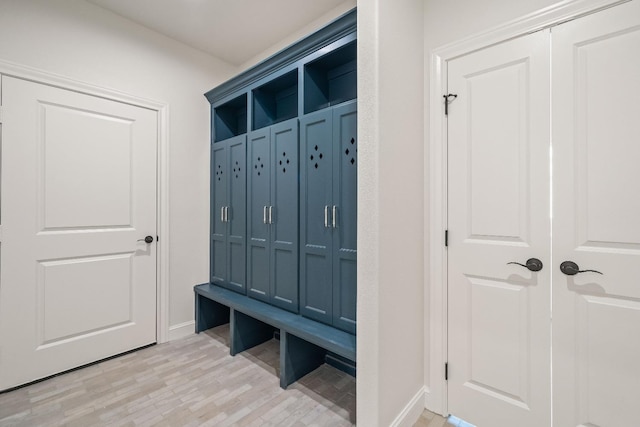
[445,230,448,247]
[445,362,449,380]
[443,94,457,116]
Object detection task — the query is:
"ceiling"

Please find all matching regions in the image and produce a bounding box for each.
[87,0,354,67]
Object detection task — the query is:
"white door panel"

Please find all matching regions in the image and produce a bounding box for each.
[39,254,134,344]
[42,103,134,229]
[0,76,157,390]
[447,30,551,427]
[552,2,640,425]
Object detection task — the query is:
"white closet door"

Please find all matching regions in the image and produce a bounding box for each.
[552,1,640,426]
[447,30,551,427]
[0,76,158,390]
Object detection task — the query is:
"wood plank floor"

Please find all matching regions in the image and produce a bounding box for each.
[414,410,468,427]
[0,324,453,426]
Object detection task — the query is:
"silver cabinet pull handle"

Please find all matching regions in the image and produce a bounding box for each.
[225,206,229,222]
[221,207,225,222]
[263,206,267,224]
[332,205,337,228]
[324,205,329,228]
[269,206,273,224]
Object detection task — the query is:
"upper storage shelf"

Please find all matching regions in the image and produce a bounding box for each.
[213,94,247,142]
[304,40,356,114]
[205,9,356,112]
[252,70,298,130]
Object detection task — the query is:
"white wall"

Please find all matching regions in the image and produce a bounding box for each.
[357,0,426,425]
[0,0,236,336]
[238,0,357,72]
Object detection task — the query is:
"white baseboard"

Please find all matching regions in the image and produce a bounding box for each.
[390,386,427,427]
[423,386,447,418]
[168,320,195,341]
[423,385,433,411]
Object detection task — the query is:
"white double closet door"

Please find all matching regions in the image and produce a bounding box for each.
[447,2,640,426]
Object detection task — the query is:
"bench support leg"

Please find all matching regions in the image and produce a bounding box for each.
[230,309,275,356]
[280,332,326,389]
[195,293,230,333]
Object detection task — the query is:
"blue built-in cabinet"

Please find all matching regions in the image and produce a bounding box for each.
[205,9,357,340]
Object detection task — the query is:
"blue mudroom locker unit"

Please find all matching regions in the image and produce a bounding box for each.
[195,9,357,388]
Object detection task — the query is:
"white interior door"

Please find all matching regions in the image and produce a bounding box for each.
[0,76,158,390]
[552,2,640,425]
[447,30,551,427]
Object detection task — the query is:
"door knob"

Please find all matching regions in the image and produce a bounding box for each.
[559,261,602,276]
[507,258,543,272]
[138,236,154,244]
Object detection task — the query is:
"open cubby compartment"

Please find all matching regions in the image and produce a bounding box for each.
[304,40,356,114]
[214,94,247,142]
[252,70,298,130]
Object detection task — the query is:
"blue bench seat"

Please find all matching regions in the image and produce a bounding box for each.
[194,283,356,388]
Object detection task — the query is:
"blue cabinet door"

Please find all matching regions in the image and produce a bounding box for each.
[270,119,299,312]
[247,128,271,302]
[211,142,228,285]
[211,134,246,293]
[332,101,357,334]
[228,137,247,292]
[299,110,334,325]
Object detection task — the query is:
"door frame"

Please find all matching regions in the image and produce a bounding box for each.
[0,59,171,343]
[425,0,629,415]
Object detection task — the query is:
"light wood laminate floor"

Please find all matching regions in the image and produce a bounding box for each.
[0,325,355,426]
[414,410,471,427]
[0,325,457,426]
